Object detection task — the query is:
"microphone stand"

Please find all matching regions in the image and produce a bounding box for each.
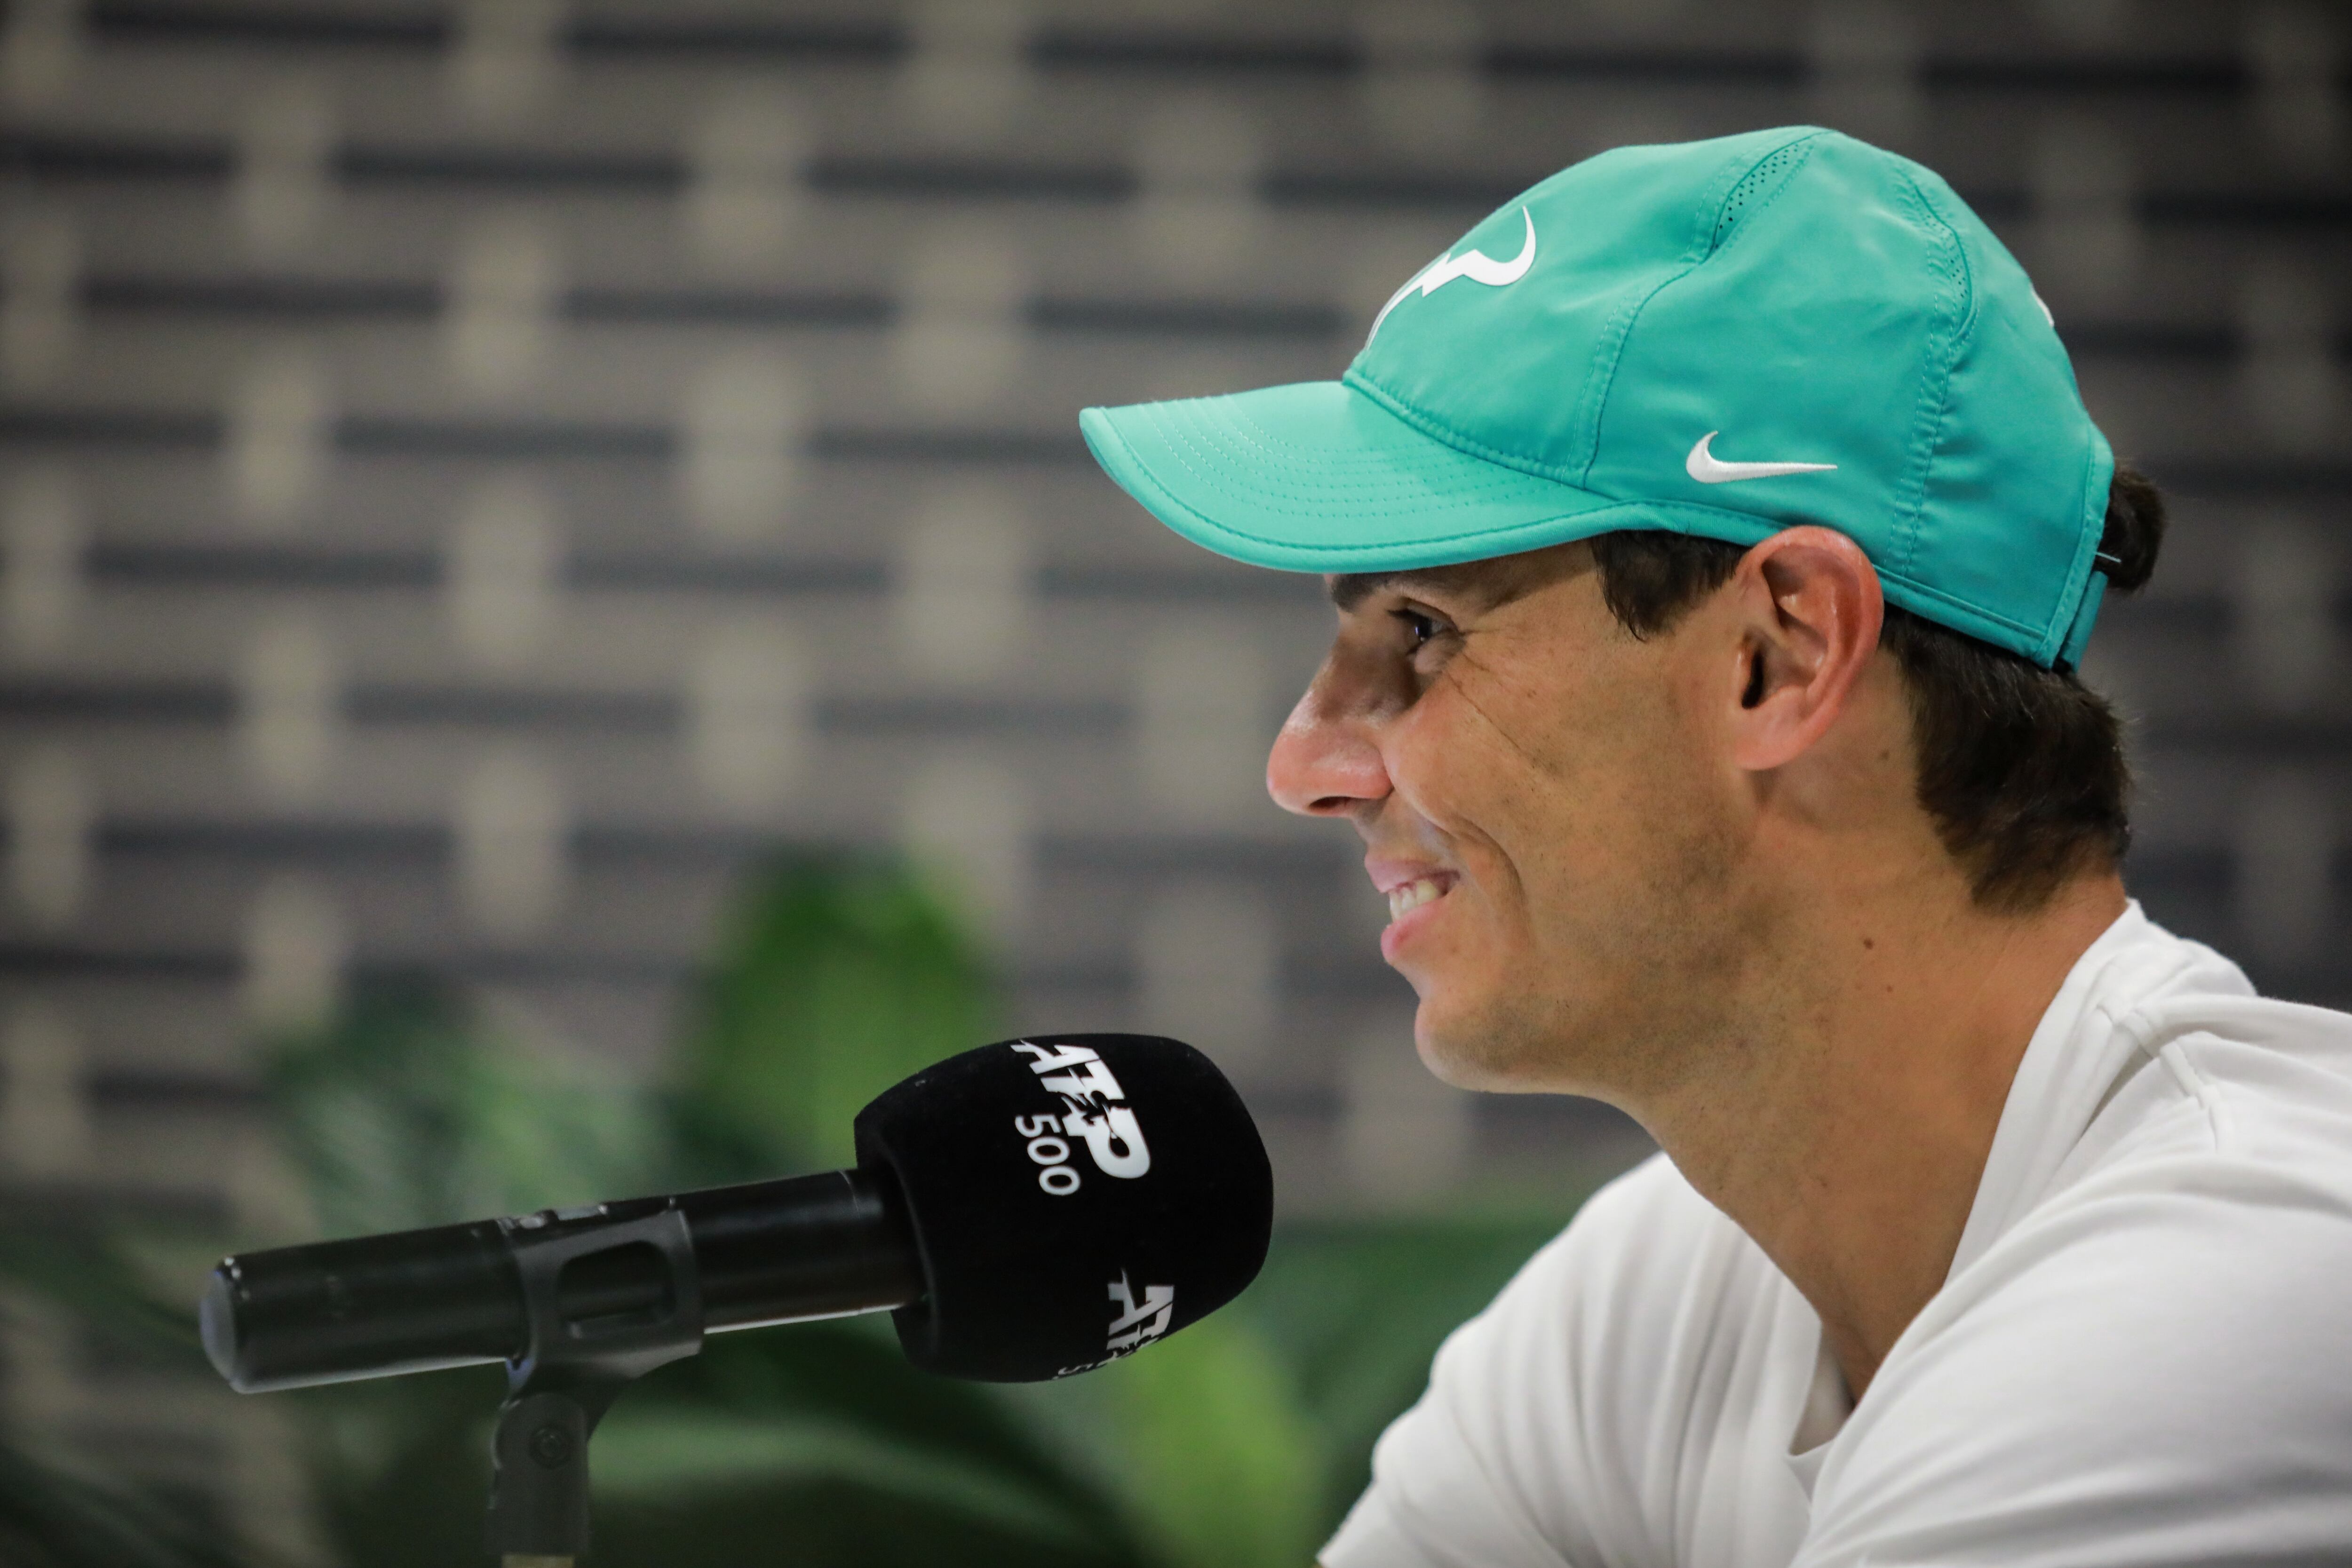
[486,1205,704,1568]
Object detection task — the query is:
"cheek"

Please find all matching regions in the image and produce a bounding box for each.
[1383,670,1636,942]
[1439,666,1710,945]
[1383,686,1547,864]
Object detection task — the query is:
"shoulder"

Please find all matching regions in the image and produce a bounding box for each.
[2022,920,2352,1260]
[1801,927,2352,1564]
[2064,980,2352,1202]
[2098,916,2352,1137]
[2137,986,2352,1138]
[1807,1091,2352,1566]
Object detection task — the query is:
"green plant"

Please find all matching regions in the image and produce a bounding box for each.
[0,1437,247,1568]
[671,854,1001,1178]
[0,1225,247,1568]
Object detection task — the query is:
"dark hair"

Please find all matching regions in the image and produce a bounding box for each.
[1589,466,2167,912]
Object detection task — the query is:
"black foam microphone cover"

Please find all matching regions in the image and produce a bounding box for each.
[854,1033,1272,1382]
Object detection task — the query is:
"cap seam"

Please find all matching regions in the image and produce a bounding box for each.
[1089,406,1652,555]
[1156,397,1564,501]
[1886,167,1973,586]
[1149,404,1565,517]
[1571,136,1811,487]
[2046,425,2117,666]
[1567,260,1704,489]
[1702,129,1829,263]
[1340,366,1610,489]
[1176,498,1673,557]
[1089,396,1636,529]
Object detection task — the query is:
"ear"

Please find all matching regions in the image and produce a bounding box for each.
[1723,526,1884,772]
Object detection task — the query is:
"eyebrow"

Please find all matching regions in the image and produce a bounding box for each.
[1326,561,1546,615]
[1327,572,1412,612]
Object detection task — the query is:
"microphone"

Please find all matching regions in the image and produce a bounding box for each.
[203,1033,1273,1390]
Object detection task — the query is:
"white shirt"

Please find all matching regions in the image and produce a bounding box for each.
[1322,905,2352,1568]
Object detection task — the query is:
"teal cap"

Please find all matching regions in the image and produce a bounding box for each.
[1081,127,2116,669]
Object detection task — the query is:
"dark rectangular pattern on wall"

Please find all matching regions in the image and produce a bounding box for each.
[0,0,2347,1522]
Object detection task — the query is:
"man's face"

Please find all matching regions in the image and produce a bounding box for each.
[1266,543,1754,1099]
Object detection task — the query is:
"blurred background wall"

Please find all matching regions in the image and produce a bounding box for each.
[0,0,2345,1549]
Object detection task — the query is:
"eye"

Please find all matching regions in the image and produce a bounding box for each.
[1392,607,1444,649]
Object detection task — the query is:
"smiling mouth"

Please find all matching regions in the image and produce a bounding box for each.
[1386,875,1453,923]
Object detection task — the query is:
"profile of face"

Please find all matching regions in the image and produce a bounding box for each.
[1266,540,1837,1102]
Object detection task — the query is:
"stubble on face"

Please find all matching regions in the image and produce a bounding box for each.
[1367,550,1759,1106]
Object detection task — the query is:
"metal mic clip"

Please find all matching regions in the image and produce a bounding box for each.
[485,1204,705,1568]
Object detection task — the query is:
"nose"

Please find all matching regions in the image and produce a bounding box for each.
[1266,664,1391,819]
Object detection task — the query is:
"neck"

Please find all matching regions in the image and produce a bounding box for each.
[1634,868,2128,1400]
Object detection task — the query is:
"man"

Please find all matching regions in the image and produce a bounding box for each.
[1081,128,2352,1566]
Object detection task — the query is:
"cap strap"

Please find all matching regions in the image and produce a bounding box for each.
[2057,570,2107,672]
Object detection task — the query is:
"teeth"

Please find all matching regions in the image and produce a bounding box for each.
[1386,877,1445,922]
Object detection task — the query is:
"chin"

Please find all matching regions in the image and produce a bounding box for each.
[1410,965,1626,1097]
[1410,994,1548,1094]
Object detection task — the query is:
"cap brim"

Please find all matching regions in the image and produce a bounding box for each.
[1080,380,1664,573]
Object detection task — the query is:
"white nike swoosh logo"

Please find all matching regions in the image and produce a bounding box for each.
[1685,431,1837,484]
[1366,207,1537,344]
